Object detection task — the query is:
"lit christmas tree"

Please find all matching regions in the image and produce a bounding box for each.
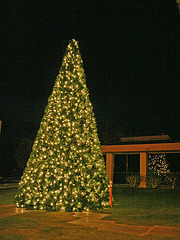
[148,154,170,176]
[15,39,110,212]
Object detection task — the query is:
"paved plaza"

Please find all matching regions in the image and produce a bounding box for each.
[0,204,179,237]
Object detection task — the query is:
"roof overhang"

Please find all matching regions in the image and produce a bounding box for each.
[101,142,180,154]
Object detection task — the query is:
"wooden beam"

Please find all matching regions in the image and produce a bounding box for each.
[101,143,180,154]
[102,143,180,188]
[121,135,171,142]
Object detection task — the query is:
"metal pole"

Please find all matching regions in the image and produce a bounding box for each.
[126,154,128,183]
[110,180,113,207]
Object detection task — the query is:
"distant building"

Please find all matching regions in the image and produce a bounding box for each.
[120,135,171,144]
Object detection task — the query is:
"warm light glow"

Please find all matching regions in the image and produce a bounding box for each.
[15,39,109,212]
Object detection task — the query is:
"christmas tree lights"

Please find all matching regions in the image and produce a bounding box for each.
[148,154,170,176]
[15,39,109,211]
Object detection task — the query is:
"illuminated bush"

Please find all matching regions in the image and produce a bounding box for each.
[148,154,170,176]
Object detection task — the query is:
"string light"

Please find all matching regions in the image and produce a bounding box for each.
[15,39,109,212]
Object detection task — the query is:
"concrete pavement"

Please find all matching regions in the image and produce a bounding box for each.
[69,212,180,237]
[0,204,179,237]
[0,204,28,219]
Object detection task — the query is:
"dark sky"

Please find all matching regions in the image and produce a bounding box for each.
[1,0,180,143]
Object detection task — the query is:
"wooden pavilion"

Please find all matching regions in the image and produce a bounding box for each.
[101,135,180,188]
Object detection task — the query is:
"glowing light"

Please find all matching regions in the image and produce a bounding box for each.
[15,39,109,212]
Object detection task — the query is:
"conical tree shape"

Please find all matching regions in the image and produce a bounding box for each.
[15,39,110,211]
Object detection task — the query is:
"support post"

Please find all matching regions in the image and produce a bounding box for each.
[139,152,148,188]
[106,153,114,183]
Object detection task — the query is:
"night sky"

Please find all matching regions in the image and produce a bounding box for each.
[1,0,180,145]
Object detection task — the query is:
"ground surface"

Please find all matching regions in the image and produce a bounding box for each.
[0,185,179,239]
[0,204,179,238]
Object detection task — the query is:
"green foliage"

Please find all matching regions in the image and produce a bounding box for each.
[165,174,179,189]
[125,175,140,188]
[15,39,109,212]
[147,173,162,188]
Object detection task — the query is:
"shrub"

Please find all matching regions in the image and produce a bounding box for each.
[148,154,170,176]
[147,173,162,188]
[165,174,179,189]
[125,175,140,188]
